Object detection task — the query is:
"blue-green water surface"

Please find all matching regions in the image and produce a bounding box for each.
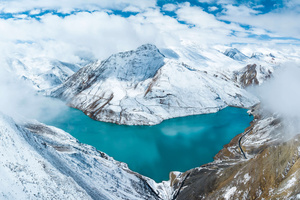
[43,107,253,182]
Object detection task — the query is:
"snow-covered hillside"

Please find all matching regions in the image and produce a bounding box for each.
[50,44,272,125]
[5,57,80,91]
[224,48,249,61]
[0,112,170,199]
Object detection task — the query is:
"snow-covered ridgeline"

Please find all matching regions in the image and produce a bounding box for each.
[0,112,171,200]
[5,57,80,91]
[50,44,264,125]
[3,43,290,126]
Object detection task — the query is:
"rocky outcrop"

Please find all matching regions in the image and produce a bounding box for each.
[234,64,273,87]
[50,44,258,125]
[169,105,300,199]
[239,64,259,87]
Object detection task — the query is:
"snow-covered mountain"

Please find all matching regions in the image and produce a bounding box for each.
[1,98,300,199]
[1,43,300,199]
[50,44,261,125]
[2,44,285,127]
[224,48,249,61]
[0,112,171,199]
[6,57,80,91]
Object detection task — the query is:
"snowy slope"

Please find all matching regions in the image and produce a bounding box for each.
[224,48,249,61]
[0,112,170,200]
[50,44,259,125]
[6,57,80,91]
[222,47,286,87]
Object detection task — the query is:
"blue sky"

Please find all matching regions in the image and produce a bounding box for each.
[0,0,298,38]
[0,0,290,18]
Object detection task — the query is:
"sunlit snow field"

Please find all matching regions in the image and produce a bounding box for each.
[42,106,253,182]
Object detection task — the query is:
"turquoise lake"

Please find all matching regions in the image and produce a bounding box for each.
[42,106,253,182]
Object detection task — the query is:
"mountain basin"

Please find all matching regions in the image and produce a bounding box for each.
[42,106,253,182]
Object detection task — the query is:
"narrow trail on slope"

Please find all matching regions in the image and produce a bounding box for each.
[238,128,253,159]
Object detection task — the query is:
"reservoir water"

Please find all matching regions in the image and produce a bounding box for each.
[42,106,253,182]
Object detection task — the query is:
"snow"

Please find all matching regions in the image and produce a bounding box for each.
[224,48,249,61]
[224,186,237,200]
[0,113,90,199]
[279,176,297,192]
[0,112,170,199]
[50,44,263,125]
[5,43,292,126]
[0,42,299,199]
[243,173,251,183]
[5,57,80,91]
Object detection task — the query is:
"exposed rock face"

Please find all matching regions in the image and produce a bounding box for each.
[169,105,300,200]
[50,44,258,125]
[0,112,170,200]
[234,64,273,87]
[239,64,259,87]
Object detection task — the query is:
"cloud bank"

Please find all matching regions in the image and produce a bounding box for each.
[0,66,67,123]
[0,0,156,13]
[254,63,300,135]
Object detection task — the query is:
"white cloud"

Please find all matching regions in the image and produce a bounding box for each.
[208,6,219,11]
[216,0,236,5]
[0,66,67,122]
[162,4,178,12]
[219,4,300,39]
[0,2,299,66]
[176,4,225,29]
[220,4,261,17]
[284,0,300,7]
[175,3,246,41]
[0,0,156,13]
[0,11,167,62]
[123,6,141,13]
[252,4,264,9]
[254,64,300,136]
[198,0,215,3]
[12,14,28,19]
[29,9,42,15]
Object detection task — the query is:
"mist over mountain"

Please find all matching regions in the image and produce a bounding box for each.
[1,0,300,199]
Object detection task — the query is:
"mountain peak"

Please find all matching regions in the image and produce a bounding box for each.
[250,52,264,59]
[136,44,160,52]
[98,43,165,82]
[224,48,248,61]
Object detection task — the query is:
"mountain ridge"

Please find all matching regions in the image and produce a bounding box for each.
[50,44,260,125]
